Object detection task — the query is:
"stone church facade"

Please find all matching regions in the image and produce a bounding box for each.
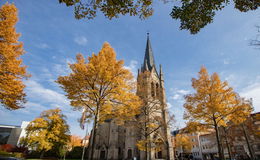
[87,35,174,160]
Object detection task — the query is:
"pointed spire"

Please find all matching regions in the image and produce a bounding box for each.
[160,64,164,81]
[143,32,156,71]
[144,59,149,71]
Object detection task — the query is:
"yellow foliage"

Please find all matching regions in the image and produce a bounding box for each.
[23,108,70,152]
[184,66,251,130]
[175,134,192,152]
[0,3,29,110]
[57,42,141,125]
[68,135,82,150]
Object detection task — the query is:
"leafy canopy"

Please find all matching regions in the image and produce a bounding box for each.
[170,0,259,34]
[175,134,192,152]
[22,108,70,152]
[58,0,258,34]
[0,3,29,110]
[57,42,141,125]
[59,0,153,19]
[183,66,253,132]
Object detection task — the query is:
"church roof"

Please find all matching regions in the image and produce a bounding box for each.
[143,33,156,71]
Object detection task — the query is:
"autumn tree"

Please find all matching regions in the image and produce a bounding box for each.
[218,96,253,160]
[135,96,174,160]
[175,134,192,154]
[183,66,240,160]
[0,3,29,110]
[58,0,258,34]
[68,135,82,150]
[224,98,256,160]
[56,42,141,160]
[22,108,70,158]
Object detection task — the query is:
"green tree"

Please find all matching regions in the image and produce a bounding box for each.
[22,108,70,158]
[170,0,258,34]
[56,42,141,160]
[0,3,29,110]
[58,0,258,34]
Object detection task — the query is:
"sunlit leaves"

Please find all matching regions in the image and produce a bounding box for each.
[0,3,29,110]
[175,134,192,152]
[184,66,253,133]
[22,108,70,153]
[57,42,141,125]
[170,0,259,34]
[59,0,153,20]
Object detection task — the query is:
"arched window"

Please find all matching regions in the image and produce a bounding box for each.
[100,150,106,159]
[151,82,155,97]
[156,83,159,98]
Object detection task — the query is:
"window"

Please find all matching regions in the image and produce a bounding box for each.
[151,82,155,97]
[156,83,159,98]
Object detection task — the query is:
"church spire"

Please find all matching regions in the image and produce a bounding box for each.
[143,33,156,71]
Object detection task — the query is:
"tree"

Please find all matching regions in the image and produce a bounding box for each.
[134,96,174,160]
[0,3,29,110]
[175,134,192,154]
[183,66,239,160]
[170,0,259,34]
[58,0,258,34]
[56,42,141,160]
[68,135,82,150]
[22,108,70,158]
[59,0,153,20]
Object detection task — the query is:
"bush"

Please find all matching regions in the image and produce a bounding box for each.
[0,150,23,158]
[66,146,87,159]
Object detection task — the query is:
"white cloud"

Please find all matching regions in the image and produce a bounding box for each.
[25,80,69,107]
[167,102,173,109]
[172,94,180,100]
[176,89,190,95]
[36,43,49,49]
[241,82,260,112]
[124,60,138,77]
[53,58,74,76]
[170,89,190,101]
[223,59,230,65]
[74,36,88,46]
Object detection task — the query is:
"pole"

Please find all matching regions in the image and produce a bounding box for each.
[82,123,88,160]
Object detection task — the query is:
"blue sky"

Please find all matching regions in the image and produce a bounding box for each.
[0,0,259,137]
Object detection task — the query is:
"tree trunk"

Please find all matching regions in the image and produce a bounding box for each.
[223,127,232,160]
[90,109,100,160]
[242,123,255,160]
[213,119,224,160]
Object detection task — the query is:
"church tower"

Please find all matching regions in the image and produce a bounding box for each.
[87,34,174,160]
[136,33,174,160]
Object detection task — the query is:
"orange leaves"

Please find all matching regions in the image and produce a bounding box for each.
[0,3,29,110]
[24,108,70,152]
[175,134,192,152]
[184,66,252,130]
[57,42,141,125]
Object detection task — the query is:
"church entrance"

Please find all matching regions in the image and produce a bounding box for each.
[100,150,106,159]
[127,149,132,159]
[157,151,162,159]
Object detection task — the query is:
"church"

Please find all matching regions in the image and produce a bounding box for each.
[87,35,174,160]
